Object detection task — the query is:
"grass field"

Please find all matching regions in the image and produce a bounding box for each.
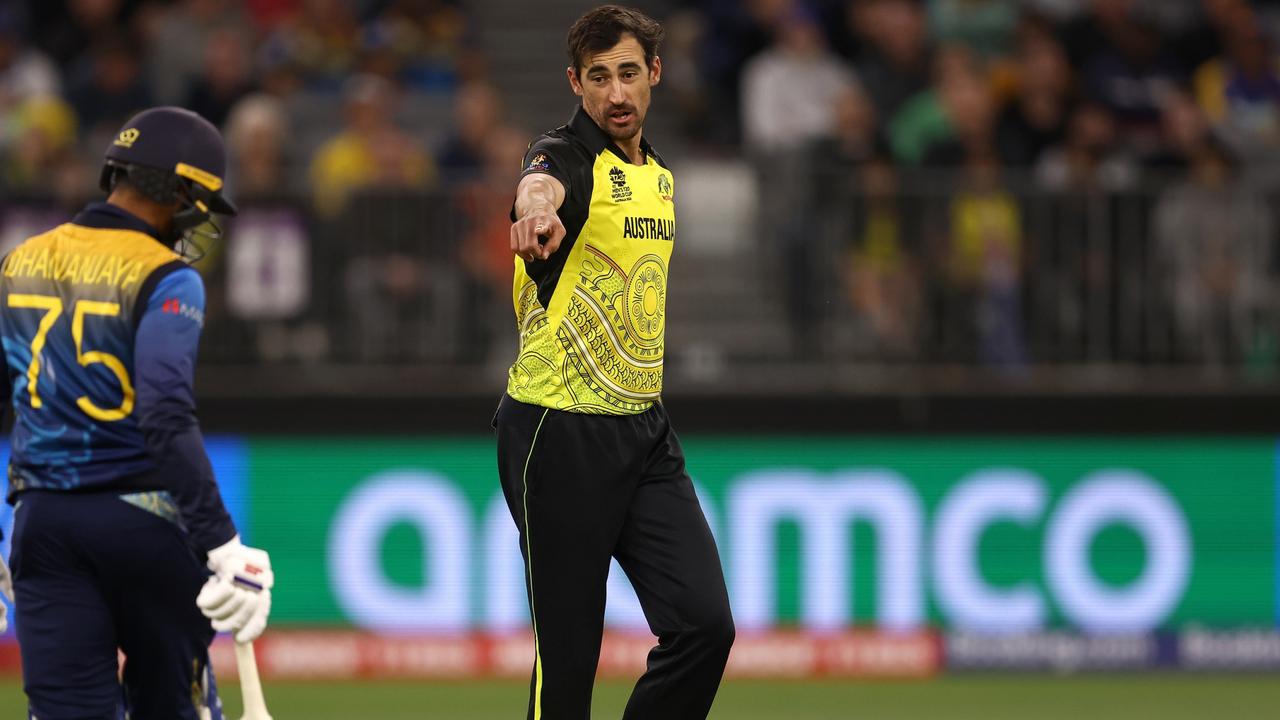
[1,676,1278,718]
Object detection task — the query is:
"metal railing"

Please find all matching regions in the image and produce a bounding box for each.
[745,161,1280,384]
[2,163,1277,395]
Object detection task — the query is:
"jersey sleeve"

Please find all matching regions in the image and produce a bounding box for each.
[512,133,586,222]
[134,266,236,553]
[519,135,576,194]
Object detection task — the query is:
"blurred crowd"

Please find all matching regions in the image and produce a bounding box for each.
[663,0,1280,370]
[0,0,521,363]
[1,0,1278,372]
[0,0,494,198]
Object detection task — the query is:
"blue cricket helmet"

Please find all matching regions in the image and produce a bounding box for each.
[99,106,237,216]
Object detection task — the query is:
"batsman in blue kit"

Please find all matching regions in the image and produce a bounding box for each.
[0,107,275,718]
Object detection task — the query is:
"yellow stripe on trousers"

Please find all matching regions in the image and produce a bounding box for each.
[523,408,550,719]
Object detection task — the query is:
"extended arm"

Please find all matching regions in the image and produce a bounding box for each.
[511,172,568,262]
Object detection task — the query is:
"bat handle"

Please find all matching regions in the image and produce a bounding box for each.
[234,640,274,720]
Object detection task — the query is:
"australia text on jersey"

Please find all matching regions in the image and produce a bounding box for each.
[622,216,675,241]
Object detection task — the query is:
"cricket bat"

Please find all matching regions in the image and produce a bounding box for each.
[234,640,274,720]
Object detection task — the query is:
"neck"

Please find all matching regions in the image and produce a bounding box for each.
[618,133,644,165]
[106,190,173,235]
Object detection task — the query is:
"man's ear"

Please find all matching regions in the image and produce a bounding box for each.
[649,56,662,87]
[567,66,583,97]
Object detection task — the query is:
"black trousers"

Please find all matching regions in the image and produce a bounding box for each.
[495,395,734,720]
[11,490,219,720]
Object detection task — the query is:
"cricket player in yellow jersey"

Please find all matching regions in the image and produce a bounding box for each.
[494,5,734,719]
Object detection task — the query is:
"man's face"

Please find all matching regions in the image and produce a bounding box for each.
[567,34,661,144]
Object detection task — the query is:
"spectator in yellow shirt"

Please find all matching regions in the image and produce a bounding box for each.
[309,74,435,215]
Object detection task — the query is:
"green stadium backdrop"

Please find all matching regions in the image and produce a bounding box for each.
[0,436,1275,678]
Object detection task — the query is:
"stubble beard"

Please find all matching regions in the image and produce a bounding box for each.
[590,103,645,143]
[607,122,641,142]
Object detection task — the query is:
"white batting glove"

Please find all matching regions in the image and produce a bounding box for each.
[0,555,11,634]
[197,536,274,643]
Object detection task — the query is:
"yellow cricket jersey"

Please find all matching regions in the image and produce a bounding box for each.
[508,107,676,415]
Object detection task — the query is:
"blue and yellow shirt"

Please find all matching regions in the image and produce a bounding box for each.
[0,202,234,551]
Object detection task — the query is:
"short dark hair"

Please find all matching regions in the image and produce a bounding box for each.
[566,5,665,75]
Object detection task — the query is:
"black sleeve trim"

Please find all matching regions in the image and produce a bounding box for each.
[132,260,189,329]
[510,135,578,223]
[528,140,595,309]
[521,135,575,193]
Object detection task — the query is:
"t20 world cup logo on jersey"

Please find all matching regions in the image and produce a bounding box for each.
[609,166,633,203]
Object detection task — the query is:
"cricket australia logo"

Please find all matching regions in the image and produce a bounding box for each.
[609,166,633,203]
[658,173,672,202]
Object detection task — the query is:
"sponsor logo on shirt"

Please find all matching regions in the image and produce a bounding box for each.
[162,297,205,326]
